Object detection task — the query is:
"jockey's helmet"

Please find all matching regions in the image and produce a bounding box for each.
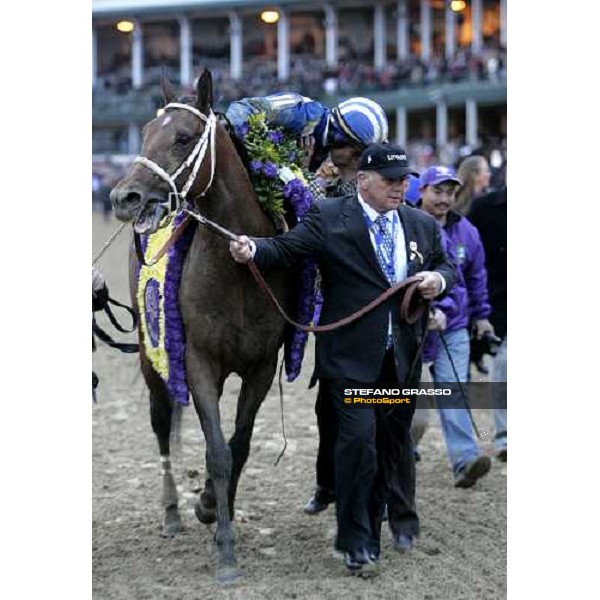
[327,97,389,148]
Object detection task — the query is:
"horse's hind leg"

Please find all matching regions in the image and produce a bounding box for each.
[228,358,279,517]
[186,361,239,583]
[143,361,183,537]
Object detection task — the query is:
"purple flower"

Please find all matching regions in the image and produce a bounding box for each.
[283,179,314,220]
[268,131,284,144]
[284,257,319,382]
[262,161,278,178]
[239,123,250,138]
[250,159,263,173]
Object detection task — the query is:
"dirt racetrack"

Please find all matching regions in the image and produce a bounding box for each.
[92,212,506,600]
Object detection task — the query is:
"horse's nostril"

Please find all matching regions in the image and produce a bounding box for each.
[110,187,142,209]
[125,191,142,206]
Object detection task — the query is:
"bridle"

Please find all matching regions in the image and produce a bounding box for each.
[134,102,218,215]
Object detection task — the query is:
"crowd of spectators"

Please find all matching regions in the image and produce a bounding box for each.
[93,45,506,102]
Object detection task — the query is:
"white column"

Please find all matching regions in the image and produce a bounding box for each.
[420,0,431,62]
[436,101,448,148]
[92,26,98,89]
[132,19,144,89]
[277,9,290,81]
[178,16,192,87]
[324,4,338,67]
[445,4,455,59]
[396,0,409,61]
[500,0,507,47]
[229,11,243,80]
[472,0,483,53]
[128,122,141,155]
[374,3,386,70]
[466,98,478,148]
[396,106,407,147]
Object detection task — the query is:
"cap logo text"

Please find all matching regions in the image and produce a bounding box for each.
[387,154,407,161]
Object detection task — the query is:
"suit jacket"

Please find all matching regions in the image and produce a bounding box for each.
[468,187,507,338]
[254,195,457,384]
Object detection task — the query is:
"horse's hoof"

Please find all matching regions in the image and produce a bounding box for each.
[161,506,183,538]
[215,565,242,585]
[195,499,217,524]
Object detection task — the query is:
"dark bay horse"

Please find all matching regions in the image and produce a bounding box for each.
[110,71,293,582]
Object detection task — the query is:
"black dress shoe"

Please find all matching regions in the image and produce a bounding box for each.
[343,548,379,577]
[392,533,416,553]
[303,487,335,514]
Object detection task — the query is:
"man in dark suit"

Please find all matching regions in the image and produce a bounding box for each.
[230,143,457,576]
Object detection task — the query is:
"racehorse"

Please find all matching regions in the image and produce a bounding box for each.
[110,70,294,582]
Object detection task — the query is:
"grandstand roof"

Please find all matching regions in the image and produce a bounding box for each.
[92,0,316,18]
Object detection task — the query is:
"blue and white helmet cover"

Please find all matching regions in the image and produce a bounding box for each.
[330,97,389,146]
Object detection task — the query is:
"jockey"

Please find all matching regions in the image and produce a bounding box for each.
[225,93,389,172]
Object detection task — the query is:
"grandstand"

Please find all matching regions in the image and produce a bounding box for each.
[92,0,506,170]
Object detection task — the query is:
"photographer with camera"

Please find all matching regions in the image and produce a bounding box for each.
[414,166,495,488]
[468,185,507,461]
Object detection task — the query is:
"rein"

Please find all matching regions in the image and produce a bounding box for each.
[249,261,426,330]
[181,205,429,331]
[134,213,192,266]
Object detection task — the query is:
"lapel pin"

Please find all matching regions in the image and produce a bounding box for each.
[409,241,424,264]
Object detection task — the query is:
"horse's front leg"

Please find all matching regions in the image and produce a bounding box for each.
[142,357,183,538]
[186,359,240,584]
[228,356,279,515]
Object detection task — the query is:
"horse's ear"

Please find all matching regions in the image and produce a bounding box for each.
[196,69,213,114]
[161,71,176,105]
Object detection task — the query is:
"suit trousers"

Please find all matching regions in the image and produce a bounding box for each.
[326,348,419,555]
[315,383,336,493]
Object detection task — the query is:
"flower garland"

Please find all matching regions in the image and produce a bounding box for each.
[135,212,197,405]
[240,112,318,382]
[241,113,314,222]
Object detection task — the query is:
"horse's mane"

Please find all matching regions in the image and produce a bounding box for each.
[174,96,292,229]
[215,111,251,172]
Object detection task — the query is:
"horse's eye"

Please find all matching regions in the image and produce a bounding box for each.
[175,133,193,146]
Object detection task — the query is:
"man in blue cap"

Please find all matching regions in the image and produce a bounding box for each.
[416,165,495,487]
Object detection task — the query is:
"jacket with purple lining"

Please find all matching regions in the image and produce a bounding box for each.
[422,226,467,362]
[444,210,491,323]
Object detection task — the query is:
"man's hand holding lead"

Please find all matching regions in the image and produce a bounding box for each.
[229,235,254,263]
[416,271,443,300]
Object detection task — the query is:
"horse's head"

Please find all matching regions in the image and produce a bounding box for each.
[111,70,216,234]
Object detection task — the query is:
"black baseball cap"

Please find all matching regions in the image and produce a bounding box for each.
[358,143,419,180]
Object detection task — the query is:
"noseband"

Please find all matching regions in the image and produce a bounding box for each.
[134,103,217,214]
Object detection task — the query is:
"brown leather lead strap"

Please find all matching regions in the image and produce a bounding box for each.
[178,207,430,332]
[134,214,192,267]
[247,260,427,333]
